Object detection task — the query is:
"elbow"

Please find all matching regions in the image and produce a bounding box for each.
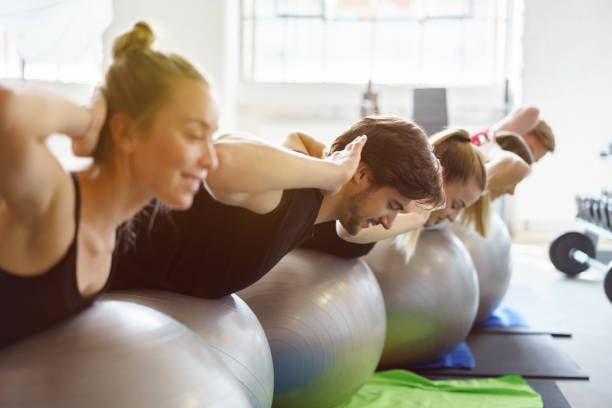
[524,106,540,117]
[202,147,235,194]
[522,106,540,126]
[507,158,531,184]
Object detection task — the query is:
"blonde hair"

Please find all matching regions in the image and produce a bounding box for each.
[461,193,491,237]
[431,128,490,237]
[531,120,555,152]
[94,21,209,162]
[395,128,489,260]
[430,128,487,191]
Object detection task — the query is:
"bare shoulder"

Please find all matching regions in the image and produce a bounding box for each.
[214,131,260,144]
[0,167,76,277]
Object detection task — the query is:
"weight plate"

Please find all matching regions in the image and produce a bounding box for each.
[549,231,596,276]
[604,269,612,303]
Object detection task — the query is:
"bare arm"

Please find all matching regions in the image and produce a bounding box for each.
[335,204,431,244]
[485,150,531,191]
[204,133,365,213]
[284,131,326,158]
[0,85,93,214]
[491,106,540,136]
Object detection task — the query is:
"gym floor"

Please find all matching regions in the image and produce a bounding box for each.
[511,239,612,407]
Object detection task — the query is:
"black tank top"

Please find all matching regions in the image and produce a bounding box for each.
[111,187,324,298]
[0,174,96,349]
[299,220,376,258]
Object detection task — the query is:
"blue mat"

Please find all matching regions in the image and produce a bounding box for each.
[478,306,529,329]
[406,342,475,369]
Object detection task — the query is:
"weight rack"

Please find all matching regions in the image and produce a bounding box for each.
[548,142,612,303]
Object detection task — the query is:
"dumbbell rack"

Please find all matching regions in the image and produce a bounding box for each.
[549,142,612,303]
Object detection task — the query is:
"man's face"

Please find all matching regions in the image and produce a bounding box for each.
[522,132,548,162]
[337,181,412,236]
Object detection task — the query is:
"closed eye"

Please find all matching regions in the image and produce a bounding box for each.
[185,132,204,141]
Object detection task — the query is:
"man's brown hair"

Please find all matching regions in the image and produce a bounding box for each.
[329,115,445,209]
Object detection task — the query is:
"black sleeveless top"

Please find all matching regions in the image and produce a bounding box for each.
[299,220,376,259]
[0,174,96,349]
[110,187,324,298]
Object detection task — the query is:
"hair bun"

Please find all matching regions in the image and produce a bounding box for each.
[112,21,155,59]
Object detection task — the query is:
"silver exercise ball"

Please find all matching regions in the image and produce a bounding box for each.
[0,300,251,408]
[365,227,479,367]
[451,212,513,323]
[102,290,273,408]
[237,248,386,408]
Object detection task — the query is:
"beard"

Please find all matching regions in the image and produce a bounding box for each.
[338,189,371,236]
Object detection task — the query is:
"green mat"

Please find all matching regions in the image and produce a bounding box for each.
[335,370,543,408]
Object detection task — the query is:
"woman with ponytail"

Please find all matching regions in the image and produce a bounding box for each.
[0,21,219,348]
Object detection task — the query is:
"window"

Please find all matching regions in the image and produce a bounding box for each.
[242,0,511,86]
[0,28,103,83]
[0,0,111,84]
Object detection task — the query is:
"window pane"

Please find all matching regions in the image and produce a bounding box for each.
[243,0,509,85]
[253,20,286,81]
[422,19,468,85]
[254,0,276,18]
[371,21,420,83]
[375,0,421,18]
[285,19,324,82]
[324,21,371,83]
[0,29,22,79]
[327,0,372,19]
[277,0,323,16]
[424,0,473,18]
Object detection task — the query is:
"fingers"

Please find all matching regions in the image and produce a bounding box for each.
[346,134,367,154]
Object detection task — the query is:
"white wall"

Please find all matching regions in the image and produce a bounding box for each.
[513,0,612,231]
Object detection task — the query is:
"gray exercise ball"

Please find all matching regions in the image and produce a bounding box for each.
[102,290,273,408]
[0,300,251,408]
[451,212,513,324]
[237,248,386,408]
[365,227,479,367]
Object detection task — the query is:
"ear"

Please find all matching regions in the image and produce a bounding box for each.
[351,162,371,185]
[110,112,138,154]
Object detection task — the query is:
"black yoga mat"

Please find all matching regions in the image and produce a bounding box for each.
[527,380,572,408]
[474,285,573,337]
[412,332,588,380]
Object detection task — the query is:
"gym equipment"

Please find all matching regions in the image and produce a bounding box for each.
[549,231,612,302]
[238,249,386,408]
[413,88,448,136]
[0,300,251,407]
[103,291,273,408]
[364,227,478,367]
[451,212,513,323]
[549,231,596,276]
[551,184,612,303]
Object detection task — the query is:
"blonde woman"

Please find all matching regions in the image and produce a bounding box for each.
[0,22,218,348]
